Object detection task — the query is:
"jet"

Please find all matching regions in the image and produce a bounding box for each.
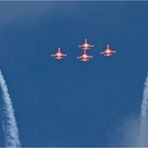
[100,44,116,56]
[51,48,67,59]
[78,39,94,51]
[77,50,93,61]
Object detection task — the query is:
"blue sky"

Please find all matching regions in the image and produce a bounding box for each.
[0,1,148,147]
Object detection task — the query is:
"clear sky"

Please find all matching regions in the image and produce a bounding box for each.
[0,1,148,147]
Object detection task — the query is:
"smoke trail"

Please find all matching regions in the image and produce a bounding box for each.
[0,70,21,147]
[139,73,148,146]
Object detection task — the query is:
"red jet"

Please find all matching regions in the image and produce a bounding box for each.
[78,39,94,51]
[51,48,67,59]
[100,44,116,56]
[77,50,93,62]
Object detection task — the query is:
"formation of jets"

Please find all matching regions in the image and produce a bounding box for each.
[51,39,116,61]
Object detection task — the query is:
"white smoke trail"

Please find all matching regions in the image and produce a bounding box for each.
[139,73,148,146]
[0,70,21,147]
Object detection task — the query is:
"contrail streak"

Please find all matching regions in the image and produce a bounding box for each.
[139,73,148,146]
[0,70,21,147]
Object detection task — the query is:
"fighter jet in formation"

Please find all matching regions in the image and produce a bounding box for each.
[51,48,67,59]
[77,50,93,61]
[100,44,116,57]
[78,39,94,51]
